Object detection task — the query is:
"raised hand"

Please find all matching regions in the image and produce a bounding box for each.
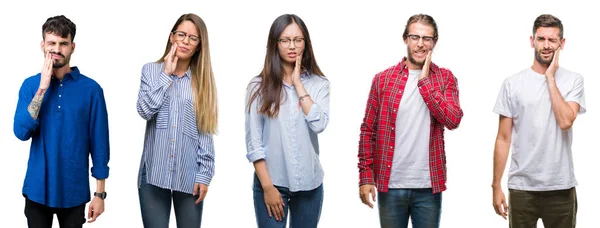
[292,54,302,86]
[39,51,53,90]
[418,50,432,80]
[163,42,179,76]
[544,46,560,78]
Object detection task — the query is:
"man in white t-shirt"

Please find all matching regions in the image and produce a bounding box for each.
[491,14,586,228]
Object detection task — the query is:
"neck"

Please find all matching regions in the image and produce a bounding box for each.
[174,58,192,77]
[531,59,550,75]
[282,62,294,84]
[53,64,72,80]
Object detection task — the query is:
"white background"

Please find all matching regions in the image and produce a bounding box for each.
[1,0,597,227]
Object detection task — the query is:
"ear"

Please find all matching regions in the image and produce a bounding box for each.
[403,37,408,45]
[559,38,565,50]
[530,35,535,48]
[40,40,45,53]
[71,42,76,54]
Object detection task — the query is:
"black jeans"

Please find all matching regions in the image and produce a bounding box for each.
[24,195,86,228]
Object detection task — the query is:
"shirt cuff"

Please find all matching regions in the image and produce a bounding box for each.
[246,149,266,163]
[195,173,212,185]
[18,112,39,131]
[91,166,109,179]
[303,103,322,122]
[158,71,173,87]
[417,76,434,92]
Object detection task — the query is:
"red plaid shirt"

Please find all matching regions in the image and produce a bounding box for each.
[358,57,463,193]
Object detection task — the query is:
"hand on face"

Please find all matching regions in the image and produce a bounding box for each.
[39,51,53,90]
[292,54,303,86]
[163,42,179,76]
[418,50,432,80]
[544,45,560,77]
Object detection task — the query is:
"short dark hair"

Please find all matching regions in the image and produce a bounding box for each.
[403,14,438,41]
[533,14,563,39]
[42,15,76,41]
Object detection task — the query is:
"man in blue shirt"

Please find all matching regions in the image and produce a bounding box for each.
[13,15,110,228]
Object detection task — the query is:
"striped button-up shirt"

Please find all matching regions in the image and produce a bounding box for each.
[245,72,330,192]
[358,57,463,193]
[136,62,215,194]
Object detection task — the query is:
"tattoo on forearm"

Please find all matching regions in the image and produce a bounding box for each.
[27,89,46,120]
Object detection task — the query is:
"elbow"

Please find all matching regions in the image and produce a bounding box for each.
[310,124,327,134]
[559,121,573,131]
[446,110,463,130]
[14,132,30,141]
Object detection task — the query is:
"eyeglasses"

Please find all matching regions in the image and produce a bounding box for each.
[406,34,435,44]
[172,31,200,45]
[278,37,305,48]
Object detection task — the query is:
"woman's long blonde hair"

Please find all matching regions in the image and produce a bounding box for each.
[158,13,218,134]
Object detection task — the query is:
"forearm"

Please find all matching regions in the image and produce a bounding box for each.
[294,83,313,115]
[95,179,106,193]
[253,160,273,189]
[418,77,463,129]
[27,88,46,120]
[492,139,510,188]
[547,77,576,129]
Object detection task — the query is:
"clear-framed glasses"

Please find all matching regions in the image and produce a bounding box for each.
[278,37,305,48]
[172,31,200,45]
[406,34,435,44]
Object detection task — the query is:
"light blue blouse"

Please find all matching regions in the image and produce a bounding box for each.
[245,72,330,192]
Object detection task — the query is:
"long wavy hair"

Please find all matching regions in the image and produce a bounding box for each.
[158,13,218,134]
[247,14,324,118]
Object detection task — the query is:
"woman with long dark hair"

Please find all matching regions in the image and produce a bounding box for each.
[136,13,218,227]
[245,14,330,228]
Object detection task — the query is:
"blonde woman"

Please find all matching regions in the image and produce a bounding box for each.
[136,13,218,227]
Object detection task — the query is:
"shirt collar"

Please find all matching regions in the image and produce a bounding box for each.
[56,67,80,81]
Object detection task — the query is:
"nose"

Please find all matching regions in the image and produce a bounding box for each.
[416,38,424,47]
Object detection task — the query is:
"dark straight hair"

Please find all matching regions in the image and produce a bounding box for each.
[247,14,324,118]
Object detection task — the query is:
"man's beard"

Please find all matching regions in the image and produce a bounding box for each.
[407,47,425,68]
[534,48,554,65]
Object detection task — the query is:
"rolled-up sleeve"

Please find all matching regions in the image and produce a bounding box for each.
[196,134,215,185]
[13,79,39,141]
[89,87,110,179]
[245,82,266,163]
[303,80,330,134]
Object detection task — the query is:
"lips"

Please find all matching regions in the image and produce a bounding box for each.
[178,47,191,53]
[414,50,427,57]
[287,52,297,58]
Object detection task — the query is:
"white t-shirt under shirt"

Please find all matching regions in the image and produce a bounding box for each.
[388,69,432,188]
[493,67,586,191]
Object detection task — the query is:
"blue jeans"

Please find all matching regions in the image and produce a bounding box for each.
[377,188,442,228]
[253,174,324,228]
[138,168,204,228]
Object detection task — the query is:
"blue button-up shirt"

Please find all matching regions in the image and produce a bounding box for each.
[136,62,215,194]
[245,72,330,192]
[13,67,110,208]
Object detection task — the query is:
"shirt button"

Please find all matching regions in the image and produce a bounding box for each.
[390,146,393,149]
[59,95,62,98]
[173,125,176,128]
[388,165,391,168]
[171,139,176,142]
[393,109,396,112]
[58,106,61,108]
[60,84,63,87]
[391,127,394,130]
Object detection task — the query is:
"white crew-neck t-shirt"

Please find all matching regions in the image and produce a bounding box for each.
[493,67,586,191]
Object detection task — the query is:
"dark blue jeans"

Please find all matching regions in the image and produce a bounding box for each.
[138,168,204,228]
[253,174,324,228]
[377,188,442,228]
